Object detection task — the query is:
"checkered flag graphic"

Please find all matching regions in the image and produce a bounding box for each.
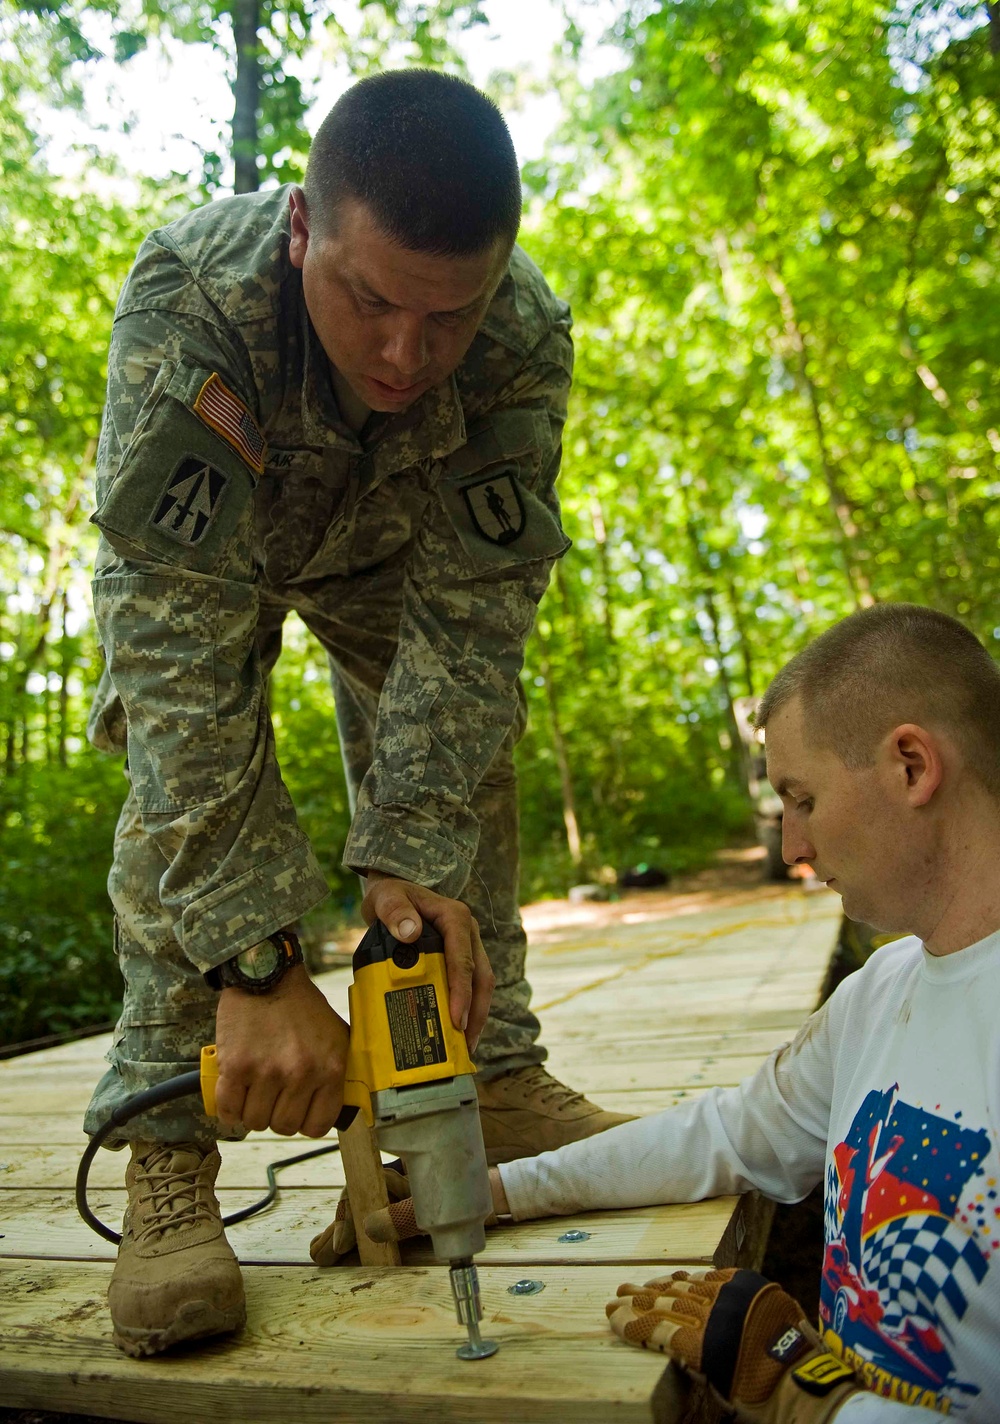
[824,1160,842,1239]
[861,1212,988,1330]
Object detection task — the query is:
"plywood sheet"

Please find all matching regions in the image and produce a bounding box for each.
[0,1259,685,1424]
[0,1138,350,1190]
[0,1188,741,1269]
[0,885,840,1424]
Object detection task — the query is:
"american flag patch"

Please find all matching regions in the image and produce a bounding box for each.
[193,373,266,476]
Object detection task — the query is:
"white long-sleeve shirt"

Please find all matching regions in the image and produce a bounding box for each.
[500,931,1000,1419]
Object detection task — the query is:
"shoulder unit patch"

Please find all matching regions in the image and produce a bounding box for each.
[462,472,525,546]
[151,457,228,546]
[193,373,266,476]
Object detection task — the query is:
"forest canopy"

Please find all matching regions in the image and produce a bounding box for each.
[1,0,997,1045]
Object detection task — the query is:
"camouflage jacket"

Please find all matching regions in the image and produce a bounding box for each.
[87,186,573,973]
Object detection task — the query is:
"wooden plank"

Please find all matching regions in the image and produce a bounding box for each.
[0,886,839,1424]
[0,1190,742,1268]
[523,1024,799,1054]
[337,1112,401,1267]
[542,1051,772,1092]
[0,1117,350,1150]
[0,1033,801,1113]
[0,1259,684,1424]
[0,1139,350,1189]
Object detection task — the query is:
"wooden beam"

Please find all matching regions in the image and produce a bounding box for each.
[0,1191,744,1268]
[337,1112,401,1267]
[0,1260,686,1424]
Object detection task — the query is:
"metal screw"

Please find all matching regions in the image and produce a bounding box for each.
[557,1229,592,1243]
[508,1278,546,1296]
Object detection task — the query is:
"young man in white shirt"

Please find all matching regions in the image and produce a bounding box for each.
[333,602,1000,1421]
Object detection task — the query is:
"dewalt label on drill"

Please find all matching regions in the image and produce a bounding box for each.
[385,985,448,1072]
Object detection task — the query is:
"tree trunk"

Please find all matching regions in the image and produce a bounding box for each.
[764,265,874,609]
[1,458,90,780]
[680,492,751,794]
[232,0,261,194]
[58,589,70,769]
[590,493,617,658]
[701,583,751,792]
[724,573,755,698]
[536,641,583,868]
[988,0,1000,54]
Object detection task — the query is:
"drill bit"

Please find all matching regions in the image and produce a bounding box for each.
[450,1260,499,1360]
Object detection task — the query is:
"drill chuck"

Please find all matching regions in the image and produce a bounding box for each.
[450,1260,499,1361]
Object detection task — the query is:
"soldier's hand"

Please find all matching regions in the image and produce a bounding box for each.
[213,964,350,1137]
[362,872,495,1051]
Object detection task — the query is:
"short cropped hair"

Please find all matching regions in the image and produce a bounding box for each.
[755,603,1000,798]
[303,69,521,256]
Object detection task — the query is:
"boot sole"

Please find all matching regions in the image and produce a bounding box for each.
[113,1299,246,1357]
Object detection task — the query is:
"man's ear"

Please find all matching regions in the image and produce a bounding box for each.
[288,187,310,270]
[888,723,943,808]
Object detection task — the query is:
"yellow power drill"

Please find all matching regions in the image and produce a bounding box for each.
[340,917,498,1360]
[101,919,498,1362]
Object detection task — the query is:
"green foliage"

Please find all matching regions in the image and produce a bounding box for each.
[266,617,360,926]
[0,79,190,1043]
[0,752,124,1044]
[512,0,1000,887]
[2,0,1000,1044]
[330,1,487,73]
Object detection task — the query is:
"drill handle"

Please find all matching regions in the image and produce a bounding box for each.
[200,1044,220,1116]
[199,1044,360,1132]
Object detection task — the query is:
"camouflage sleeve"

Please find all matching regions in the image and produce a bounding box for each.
[343,320,573,896]
[89,261,328,972]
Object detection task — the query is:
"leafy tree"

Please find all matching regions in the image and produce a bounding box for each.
[3,0,999,1042]
[0,58,190,1043]
[513,0,999,872]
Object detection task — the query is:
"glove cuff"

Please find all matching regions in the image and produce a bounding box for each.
[732,1327,860,1424]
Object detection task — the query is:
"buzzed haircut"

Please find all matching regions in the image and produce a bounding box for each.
[755,603,1000,798]
[303,69,521,256]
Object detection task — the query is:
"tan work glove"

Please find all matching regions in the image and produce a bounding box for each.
[607,1268,861,1423]
[309,1165,501,1265]
[310,1166,416,1265]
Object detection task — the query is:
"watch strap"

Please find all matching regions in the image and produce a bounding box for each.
[206,930,304,994]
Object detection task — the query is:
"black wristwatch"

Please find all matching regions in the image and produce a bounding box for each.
[205,930,304,995]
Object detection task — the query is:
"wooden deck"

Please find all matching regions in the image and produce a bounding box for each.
[0,883,841,1423]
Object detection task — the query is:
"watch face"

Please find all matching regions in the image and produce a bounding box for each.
[237,939,282,982]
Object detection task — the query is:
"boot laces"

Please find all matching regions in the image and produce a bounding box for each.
[132,1143,217,1246]
[510,1064,586,1109]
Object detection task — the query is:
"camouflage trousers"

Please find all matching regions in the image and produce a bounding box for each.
[85,570,545,1146]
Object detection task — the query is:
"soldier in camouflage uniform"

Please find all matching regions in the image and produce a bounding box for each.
[84,70,629,1357]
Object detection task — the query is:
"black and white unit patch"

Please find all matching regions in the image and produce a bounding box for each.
[151,458,228,546]
[462,473,526,546]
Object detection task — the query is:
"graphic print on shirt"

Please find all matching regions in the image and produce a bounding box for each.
[821,1085,996,1413]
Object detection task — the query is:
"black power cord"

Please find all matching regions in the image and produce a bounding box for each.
[76,1070,347,1245]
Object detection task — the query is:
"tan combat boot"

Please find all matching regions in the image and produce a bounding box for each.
[477,1065,635,1164]
[109,1140,245,1357]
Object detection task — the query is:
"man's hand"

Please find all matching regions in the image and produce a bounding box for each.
[607,1269,860,1423]
[362,871,495,1050]
[214,964,350,1137]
